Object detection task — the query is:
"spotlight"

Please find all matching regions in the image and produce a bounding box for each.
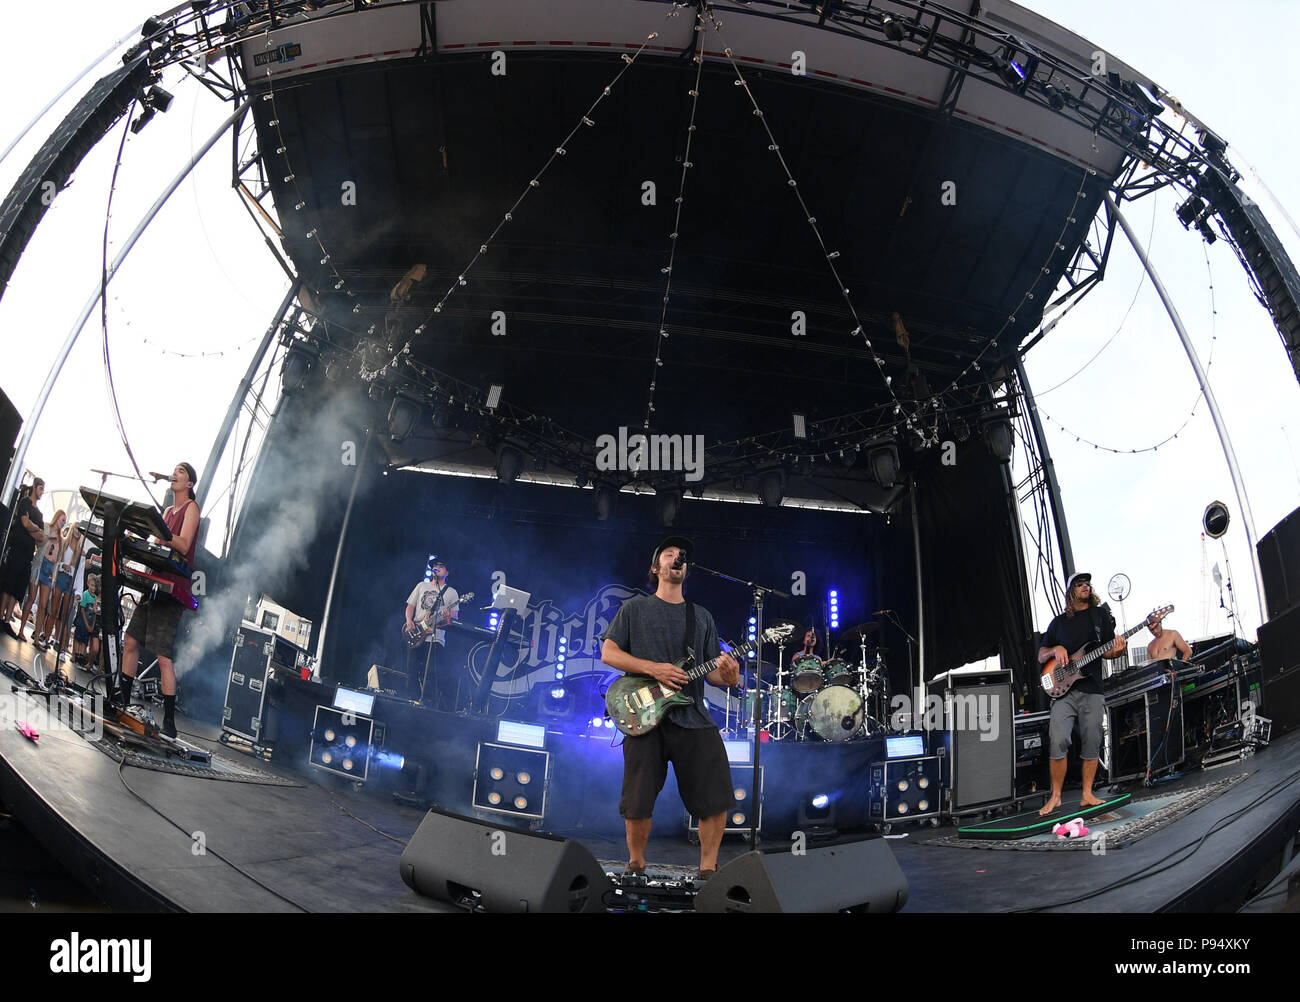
[657,487,682,527]
[146,85,174,113]
[387,391,423,443]
[1177,195,1207,229]
[1203,501,1230,539]
[811,794,829,810]
[982,417,1015,463]
[1043,83,1065,111]
[495,444,523,483]
[758,468,784,507]
[881,15,905,42]
[281,339,319,394]
[867,443,899,488]
[517,771,531,785]
[485,383,504,410]
[1196,216,1218,245]
[129,107,156,134]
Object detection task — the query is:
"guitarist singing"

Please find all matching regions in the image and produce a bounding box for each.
[1037,571,1126,816]
[601,537,740,881]
[403,557,458,706]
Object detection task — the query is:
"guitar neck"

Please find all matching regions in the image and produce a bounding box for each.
[685,641,754,682]
[1076,620,1147,669]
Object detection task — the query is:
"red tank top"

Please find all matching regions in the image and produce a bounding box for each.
[163,499,198,609]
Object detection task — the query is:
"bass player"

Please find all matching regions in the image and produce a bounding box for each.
[1037,571,1126,816]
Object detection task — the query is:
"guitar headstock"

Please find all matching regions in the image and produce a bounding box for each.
[1146,604,1174,627]
[763,623,796,643]
[460,591,475,603]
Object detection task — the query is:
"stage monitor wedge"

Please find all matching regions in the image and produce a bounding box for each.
[694,835,908,913]
[399,808,609,913]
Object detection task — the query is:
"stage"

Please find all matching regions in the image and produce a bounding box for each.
[3,633,1297,914]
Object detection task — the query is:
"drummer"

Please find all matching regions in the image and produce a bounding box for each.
[799,626,824,659]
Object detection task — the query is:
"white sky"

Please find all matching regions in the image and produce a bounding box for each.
[1,1,1297,647]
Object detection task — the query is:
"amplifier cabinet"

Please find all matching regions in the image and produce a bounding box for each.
[869,755,940,825]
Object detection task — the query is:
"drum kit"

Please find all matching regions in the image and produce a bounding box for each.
[733,620,892,742]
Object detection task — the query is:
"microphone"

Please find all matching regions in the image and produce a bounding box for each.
[672,553,686,569]
[148,471,171,483]
[872,609,893,615]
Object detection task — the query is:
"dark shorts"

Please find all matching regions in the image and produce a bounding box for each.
[620,718,736,820]
[74,618,94,644]
[125,596,184,660]
[1,548,34,599]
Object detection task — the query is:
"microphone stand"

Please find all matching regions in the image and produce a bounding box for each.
[690,562,790,847]
[879,610,918,730]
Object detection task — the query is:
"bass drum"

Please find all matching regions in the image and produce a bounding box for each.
[802,685,865,742]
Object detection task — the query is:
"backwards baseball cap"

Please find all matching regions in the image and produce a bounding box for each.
[651,536,694,568]
[1066,571,1091,589]
[179,462,197,486]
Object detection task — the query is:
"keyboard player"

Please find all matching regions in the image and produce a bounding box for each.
[113,463,200,738]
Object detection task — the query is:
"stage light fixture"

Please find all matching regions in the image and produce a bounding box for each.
[281,339,319,395]
[867,443,899,488]
[982,417,1015,463]
[657,487,682,527]
[485,383,504,410]
[495,444,523,484]
[1203,501,1230,538]
[758,468,785,507]
[387,391,423,443]
[881,15,905,41]
[1196,216,1218,245]
[594,482,614,521]
[1177,195,1207,228]
[811,794,829,810]
[129,107,156,134]
[792,413,807,439]
[146,85,174,113]
[1044,83,1065,110]
[490,767,504,781]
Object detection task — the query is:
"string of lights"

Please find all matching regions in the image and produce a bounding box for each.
[702,4,904,413]
[1033,191,1160,398]
[373,13,684,380]
[1035,240,1219,455]
[641,4,709,433]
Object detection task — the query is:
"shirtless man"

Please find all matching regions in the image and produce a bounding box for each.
[1146,620,1192,663]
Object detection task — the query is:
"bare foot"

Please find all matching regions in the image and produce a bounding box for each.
[1038,795,1061,816]
[1080,792,1104,808]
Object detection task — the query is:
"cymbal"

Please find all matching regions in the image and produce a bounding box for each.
[838,621,882,642]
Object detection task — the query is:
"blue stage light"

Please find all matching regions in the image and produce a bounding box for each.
[591,716,604,728]
[551,687,565,699]
[748,616,757,625]
[811,794,829,809]
[554,669,564,680]
[604,719,614,729]
[829,590,837,598]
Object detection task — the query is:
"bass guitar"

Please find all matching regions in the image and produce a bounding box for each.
[403,591,475,647]
[605,624,795,737]
[1039,604,1172,699]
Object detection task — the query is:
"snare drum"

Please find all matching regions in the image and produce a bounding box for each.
[790,654,825,693]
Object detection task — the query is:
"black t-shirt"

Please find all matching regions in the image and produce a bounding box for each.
[602,594,722,729]
[1041,602,1117,696]
[9,498,42,561]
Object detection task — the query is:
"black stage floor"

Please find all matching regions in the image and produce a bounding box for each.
[2,632,1298,913]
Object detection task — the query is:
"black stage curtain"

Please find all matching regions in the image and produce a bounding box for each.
[914,441,1036,702]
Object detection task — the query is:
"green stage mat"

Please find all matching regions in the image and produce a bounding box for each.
[956,793,1132,840]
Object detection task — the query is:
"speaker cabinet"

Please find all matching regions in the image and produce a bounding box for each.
[398,809,609,913]
[932,673,1015,814]
[1258,505,1300,619]
[694,835,908,913]
[1258,603,1300,683]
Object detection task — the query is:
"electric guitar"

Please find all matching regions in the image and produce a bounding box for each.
[605,624,795,737]
[1039,604,1173,699]
[403,591,474,647]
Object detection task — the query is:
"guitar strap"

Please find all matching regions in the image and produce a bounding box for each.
[683,601,696,663]
[425,583,450,626]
